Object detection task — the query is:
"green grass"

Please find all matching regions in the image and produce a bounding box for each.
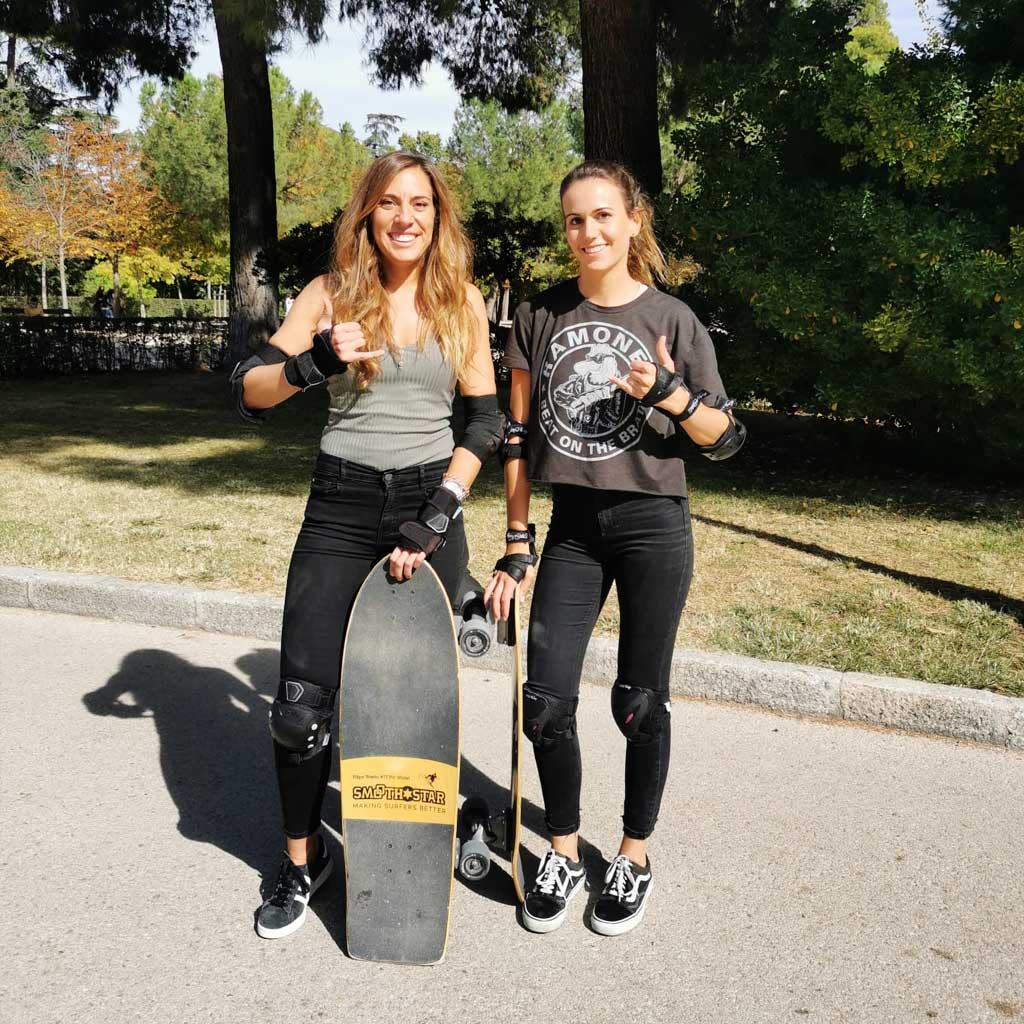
[1,372,1021,695]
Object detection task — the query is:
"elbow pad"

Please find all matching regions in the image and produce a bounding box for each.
[228,343,288,424]
[700,416,747,461]
[459,393,502,462]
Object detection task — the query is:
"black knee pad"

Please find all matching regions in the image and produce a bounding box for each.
[522,687,577,751]
[611,683,670,745]
[269,678,335,761]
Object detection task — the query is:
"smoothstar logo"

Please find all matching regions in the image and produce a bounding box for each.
[539,321,653,462]
[351,783,447,805]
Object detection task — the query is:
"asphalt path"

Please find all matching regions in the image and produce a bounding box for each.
[1,608,1021,1024]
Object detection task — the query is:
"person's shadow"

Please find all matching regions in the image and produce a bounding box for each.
[81,646,283,874]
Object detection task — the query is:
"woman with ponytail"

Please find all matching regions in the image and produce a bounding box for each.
[485,160,745,936]
[232,152,499,939]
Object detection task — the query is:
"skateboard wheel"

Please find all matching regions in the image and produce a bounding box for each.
[459,838,491,881]
[459,625,491,658]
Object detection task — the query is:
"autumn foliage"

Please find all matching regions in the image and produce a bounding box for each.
[0,118,170,309]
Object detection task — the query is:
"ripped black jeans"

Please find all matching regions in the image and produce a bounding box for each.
[274,452,467,839]
[526,485,693,841]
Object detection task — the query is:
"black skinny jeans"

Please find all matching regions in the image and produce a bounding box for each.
[526,484,694,841]
[275,452,467,839]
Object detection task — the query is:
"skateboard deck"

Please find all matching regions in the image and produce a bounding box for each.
[339,557,460,965]
[458,593,525,901]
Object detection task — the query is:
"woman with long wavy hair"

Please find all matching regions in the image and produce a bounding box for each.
[231,151,500,939]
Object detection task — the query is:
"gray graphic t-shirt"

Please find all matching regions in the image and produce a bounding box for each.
[503,280,729,497]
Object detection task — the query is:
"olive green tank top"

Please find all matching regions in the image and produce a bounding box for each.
[319,338,456,470]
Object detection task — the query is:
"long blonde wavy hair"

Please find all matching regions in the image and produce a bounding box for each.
[327,151,476,389]
[559,160,669,287]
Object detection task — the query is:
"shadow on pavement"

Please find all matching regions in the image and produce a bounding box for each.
[82,646,282,874]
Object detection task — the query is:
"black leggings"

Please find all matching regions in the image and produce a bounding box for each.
[275,452,467,839]
[526,484,693,841]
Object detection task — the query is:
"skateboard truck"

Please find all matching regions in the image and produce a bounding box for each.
[457,797,514,881]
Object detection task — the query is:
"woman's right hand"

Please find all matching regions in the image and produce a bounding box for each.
[484,547,537,622]
[328,321,385,363]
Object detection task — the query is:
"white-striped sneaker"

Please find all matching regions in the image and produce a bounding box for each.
[590,854,653,936]
[521,848,587,933]
[255,839,332,939]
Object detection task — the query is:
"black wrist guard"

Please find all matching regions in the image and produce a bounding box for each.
[640,365,685,408]
[504,523,537,555]
[284,329,348,390]
[397,485,461,555]
[676,388,709,423]
[493,552,538,582]
[501,417,528,464]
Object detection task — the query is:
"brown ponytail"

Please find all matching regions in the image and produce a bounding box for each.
[559,160,669,287]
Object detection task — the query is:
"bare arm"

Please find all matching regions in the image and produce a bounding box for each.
[483,367,534,621]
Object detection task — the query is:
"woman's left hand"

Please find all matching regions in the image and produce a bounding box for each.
[609,335,673,401]
[388,545,426,581]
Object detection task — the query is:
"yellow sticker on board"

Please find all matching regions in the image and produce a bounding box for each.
[341,756,458,826]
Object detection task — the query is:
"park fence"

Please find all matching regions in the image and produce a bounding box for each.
[0,316,229,378]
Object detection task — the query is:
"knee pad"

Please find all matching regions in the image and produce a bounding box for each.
[611,683,670,745]
[522,687,577,751]
[269,678,335,761]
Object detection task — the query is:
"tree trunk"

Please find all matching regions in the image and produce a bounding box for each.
[579,0,662,195]
[135,264,146,317]
[41,256,47,308]
[212,0,279,364]
[175,276,185,316]
[5,36,15,88]
[58,245,68,309]
[112,253,122,316]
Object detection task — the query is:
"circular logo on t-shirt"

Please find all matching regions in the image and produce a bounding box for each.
[538,321,653,462]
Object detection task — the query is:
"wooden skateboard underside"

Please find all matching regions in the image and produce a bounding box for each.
[339,559,460,965]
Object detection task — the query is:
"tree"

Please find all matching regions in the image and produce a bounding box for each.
[667,0,1024,464]
[139,74,230,261]
[88,124,168,315]
[139,70,371,253]
[448,98,578,222]
[396,129,445,164]
[364,112,404,156]
[846,0,899,74]
[0,1,203,108]
[0,117,106,307]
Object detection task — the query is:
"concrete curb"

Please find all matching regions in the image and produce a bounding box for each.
[2,565,1021,751]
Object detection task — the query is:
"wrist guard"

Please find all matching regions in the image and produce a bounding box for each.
[501,417,528,464]
[493,552,538,582]
[676,388,710,423]
[504,523,537,555]
[397,485,461,555]
[284,328,348,390]
[640,365,685,408]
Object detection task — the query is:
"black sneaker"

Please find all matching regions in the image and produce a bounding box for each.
[590,854,653,936]
[255,837,333,939]
[521,848,587,934]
